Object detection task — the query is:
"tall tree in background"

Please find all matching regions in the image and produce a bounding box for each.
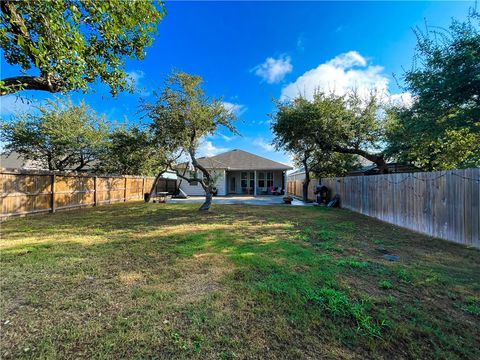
[272,98,317,202]
[142,71,236,211]
[309,150,360,179]
[386,8,480,170]
[272,91,387,176]
[1,98,109,171]
[95,125,166,176]
[0,0,164,95]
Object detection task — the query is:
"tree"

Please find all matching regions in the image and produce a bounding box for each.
[272,90,389,175]
[95,125,167,176]
[1,0,164,96]
[1,98,109,171]
[309,149,360,179]
[386,8,480,170]
[272,97,316,202]
[272,96,360,201]
[141,71,236,211]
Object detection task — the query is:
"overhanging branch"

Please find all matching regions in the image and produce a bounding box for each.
[1,75,65,95]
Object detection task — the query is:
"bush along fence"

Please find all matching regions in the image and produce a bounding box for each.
[288,168,480,248]
[0,168,157,218]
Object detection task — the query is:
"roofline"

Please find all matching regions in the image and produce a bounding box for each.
[225,168,292,171]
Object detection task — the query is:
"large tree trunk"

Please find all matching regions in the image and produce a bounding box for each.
[188,146,214,211]
[199,189,213,211]
[302,157,310,202]
[145,170,165,202]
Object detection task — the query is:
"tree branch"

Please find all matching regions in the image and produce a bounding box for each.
[1,76,65,95]
[1,0,36,65]
[330,144,388,173]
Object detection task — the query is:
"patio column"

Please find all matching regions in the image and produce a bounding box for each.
[254,170,257,196]
[284,171,287,195]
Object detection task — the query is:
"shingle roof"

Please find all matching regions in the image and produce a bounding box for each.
[196,149,292,170]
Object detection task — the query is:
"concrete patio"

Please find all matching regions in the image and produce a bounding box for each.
[169,195,311,206]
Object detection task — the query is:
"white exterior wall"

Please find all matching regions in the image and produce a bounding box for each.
[178,169,226,196]
[288,172,306,182]
[226,170,285,194]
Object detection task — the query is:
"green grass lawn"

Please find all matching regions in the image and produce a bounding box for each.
[1,202,479,359]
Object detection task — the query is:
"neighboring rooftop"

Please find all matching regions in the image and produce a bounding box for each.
[194,149,292,170]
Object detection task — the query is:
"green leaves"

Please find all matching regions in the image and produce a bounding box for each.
[1,97,109,171]
[142,70,237,160]
[1,0,164,95]
[96,126,166,176]
[386,8,480,170]
[271,91,381,177]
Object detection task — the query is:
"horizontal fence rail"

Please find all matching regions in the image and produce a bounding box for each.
[288,168,480,248]
[1,169,158,218]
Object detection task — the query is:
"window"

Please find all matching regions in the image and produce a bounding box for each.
[249,172,254,189]
[266,172,273,188]
[241,172,247,189]
[258,172,265,188]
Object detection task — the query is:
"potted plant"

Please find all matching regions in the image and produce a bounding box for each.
[283,195,293,204]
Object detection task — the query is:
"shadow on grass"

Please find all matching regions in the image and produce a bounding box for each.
[1,202,479,359]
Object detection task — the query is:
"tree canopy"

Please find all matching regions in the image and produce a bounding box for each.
[272,91,386,177]
[96,125,166,176]
[0,0,164,96]
[385,8,480,170]
[1,98,109,171]
[142,71,236,210]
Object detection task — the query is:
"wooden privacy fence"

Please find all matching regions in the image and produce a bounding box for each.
[288,168,480,248]
[0,169,158,218]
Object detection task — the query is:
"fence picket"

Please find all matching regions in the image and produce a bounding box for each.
[1,169,157,219]
[288,169,480,248]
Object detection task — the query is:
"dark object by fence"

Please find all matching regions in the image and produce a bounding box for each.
[314,184,330,205]
[287,168,480,248]
[283,195,293,204]
[327,194,340,208]
[144,193,151,203]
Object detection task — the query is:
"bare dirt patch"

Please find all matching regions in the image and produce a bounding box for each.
[167,253,231,304]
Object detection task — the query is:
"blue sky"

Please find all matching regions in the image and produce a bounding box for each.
[0,1,473,165]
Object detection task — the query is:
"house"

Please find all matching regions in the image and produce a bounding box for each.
[346,162,420,176]
[287,162,420,180]
[0,151,43,170]
[287,167,306,182]
[178,149,292,196]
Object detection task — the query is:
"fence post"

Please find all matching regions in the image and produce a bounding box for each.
[124,177,128,202]
[93,176,97,206]
[50,173,56,213]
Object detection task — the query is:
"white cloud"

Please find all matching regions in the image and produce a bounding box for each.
[252,55,293,84]
[218,133,235,142]
[222,101,247,116]
[198,140,229,157]
[281,51,390,101]
[253,137,275,152]
[389,92,414,107]
[127,70,145,87]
